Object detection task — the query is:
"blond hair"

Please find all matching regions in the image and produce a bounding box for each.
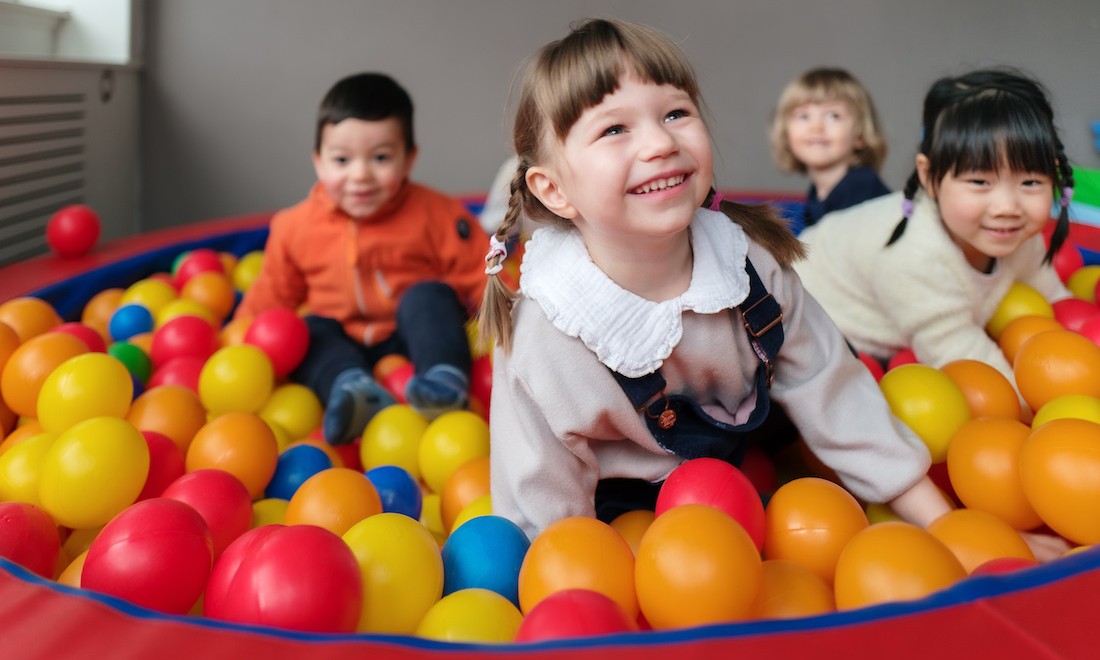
[480,18,802,352]
[770,67,887,173]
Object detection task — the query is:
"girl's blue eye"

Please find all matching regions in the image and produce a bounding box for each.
[664,109,688,122]
[602,125,624,137]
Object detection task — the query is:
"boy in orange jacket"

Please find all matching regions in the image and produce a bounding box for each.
[237,72,488,443]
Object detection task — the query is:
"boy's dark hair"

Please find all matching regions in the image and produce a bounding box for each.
[888,67,1073,262]
[314,72,415,152]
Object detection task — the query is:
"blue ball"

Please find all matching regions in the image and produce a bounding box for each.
[441,514,530,607]
[108,303,155,341]
[365,465,422,519]
[264,444,332,500]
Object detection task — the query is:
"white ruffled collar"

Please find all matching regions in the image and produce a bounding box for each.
[519,208,750,377]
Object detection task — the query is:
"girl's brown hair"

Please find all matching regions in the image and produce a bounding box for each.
[480,18,802,352]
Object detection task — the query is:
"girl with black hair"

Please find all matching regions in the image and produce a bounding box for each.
[794,68,1073,403]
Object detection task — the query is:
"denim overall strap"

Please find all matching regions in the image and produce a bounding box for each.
[739,259,784,386]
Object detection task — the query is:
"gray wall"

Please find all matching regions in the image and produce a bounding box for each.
[140,0,1100,231]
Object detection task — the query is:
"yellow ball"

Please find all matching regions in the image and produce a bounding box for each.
[451,493,492,533]
[232,250,265,293]
[986,281,1053,339]
[251,497,288,527]
[198,344,274,415]
[0,431,56,507]
[121,278,177,317]
[155,300,216,327]
[260,383,323,440]
[1067,265,1100,302]
[1032,394,1100,428]
[360,404,428,481]
[879,364,971,463]
[418,411,490,494]
[415,588,522,643]
[37,353,133,434]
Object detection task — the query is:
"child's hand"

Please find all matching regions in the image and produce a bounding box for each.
[1020,531,1072,563]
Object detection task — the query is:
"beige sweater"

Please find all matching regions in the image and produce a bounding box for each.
[489,210,930,540]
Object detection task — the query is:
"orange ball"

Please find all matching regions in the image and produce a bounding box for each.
[635,504,762,628]
[940,359,1022,421]
[518,516,637,621]
[219,315,252,347]
[81,288,125,329]
[997,315,1063,366]
[833,522,966,610]
[750,559,836,620]
[0,297,62,343]
[373,354,411,381]
[926,508,1034,573]
[186,412,279,499]
[439,456,490,534]
[986,282,1053,340]
[609,509,655,557]
[284,467,382,536]
[763,477,869,586]
[1013,329,1100,412]
[0,332,88,418]
[879,364,971,463]
[0,321,20,375]
[126,384,208,455]
[180,271,237,323]
[946,417,1041,531]
[1019,418,1100,545]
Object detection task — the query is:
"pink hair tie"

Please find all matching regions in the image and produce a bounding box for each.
[1060,187,1074,208]
[708,192,725,211]
[484,234,508,275]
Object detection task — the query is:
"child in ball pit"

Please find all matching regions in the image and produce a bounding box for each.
[236,72,488,444]
[476,17,1071,561]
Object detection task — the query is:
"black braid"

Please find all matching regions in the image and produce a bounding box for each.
[886,171,923,247]
[1044,148,1075,264]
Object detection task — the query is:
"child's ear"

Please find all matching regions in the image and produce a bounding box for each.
[526,166,577,219]
[915,153,934,195]
[311,150,323,179]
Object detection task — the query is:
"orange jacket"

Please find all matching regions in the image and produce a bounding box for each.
[236,181,488,345]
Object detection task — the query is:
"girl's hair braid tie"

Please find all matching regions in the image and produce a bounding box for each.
[484,234,508,275]
[901,199,915,218]
[1060,187,1074,208]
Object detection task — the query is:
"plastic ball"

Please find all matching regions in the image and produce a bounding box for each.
[45,205,100,257]
[971,556,1040,576]
[0,297,62,343]
[1067,264,1100,302]
[51,321,107,353]
[1,332,88,419]
[360,404,427,480]
[0,501,61,579]
[518,516,637,620]
[81,288,125,329]
[946,417,1041,530]
[380,362,414,404]
[940,359,1022,421]
[251,497,288,527]
[259,383,322,441]
[420,492,447,545]
[372,353,411,381]
[833,521,966,610]
[126,384,208,455]
[418,410,490,494]
[155,299,216,327]
[187,412,279,500]
[654,457,766,552]
[107,341,152,385]
[609,509,654,556]
[440,455,489,533]
[108,304,155,342]
[739,444,779,496]
[1078,315,1100,347]
[997,315,1063,365]
[749,559,836,620]
[468,354,493,415]
[451,493,492,532]
[264,443,332,500]
[38,417,149,529]
[1053,297,1100,333]
[1014,329,1100,412]
[147,356,204,392]
[763,477,868,586]
[0,319,18,370]
[415,588,523,643]
[341,511,444,634]
[232,250,265,292]
[37,352,133,434]
[856,351,886,381]
[161,469,253,559]
[198,344,275,415]
[927,508,1034,573]
[121,279,178,317]
[1051,239,1084,283]
[204,524,362,633]
[82,498,212,614]
[284,467,382,537]
[180,271,237,323]
[442,514,530,607]
[879,364,971,463]
[243,308,310,379]
[1032,394,1100,427]
[149,314,219,368]
[365,464,422,518]
[173,248,225,290]
[886,347,919,371]
[514,588,637,642]
[57,550,87,588]
[986,281,1054,339]
[0,431,55,507]
[635,503,762,628]
[1019,418,1100,545]
[135,430,185,501]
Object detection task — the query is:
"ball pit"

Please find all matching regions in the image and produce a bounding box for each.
[2,205,1100,656]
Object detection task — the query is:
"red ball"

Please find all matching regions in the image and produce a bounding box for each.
[514,589,638,642]
[150,314,219,368]
[857,351,885,381]
[970,556,1039,576]
[204,524,363,633]
[655,457,766,552]
[161,469,252,559]
[51,321,107,352]
[887,347,919,371]
[1053,297,1100,333]
[469,354,493,411]
[243,308,310,379]
[147,356,204,392]
[136,430,186,501]
[0,502,61,579]
[46,204,101,258]
[173,248,225,289]
[82,498,213,615]
[381,362,414,403]
[1052,240,1084,283]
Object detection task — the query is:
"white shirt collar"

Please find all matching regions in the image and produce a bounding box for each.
[519,207,750,377]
